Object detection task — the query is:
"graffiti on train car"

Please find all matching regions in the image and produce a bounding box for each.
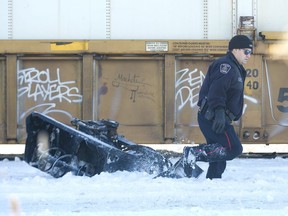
[175,67,258,112]
[17,67,82,120]
[112,73,155,103]
[175,68,205,110]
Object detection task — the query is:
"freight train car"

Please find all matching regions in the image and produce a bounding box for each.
[0,0,287,150]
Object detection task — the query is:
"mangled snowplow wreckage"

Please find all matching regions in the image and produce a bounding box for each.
[24,112,203,179]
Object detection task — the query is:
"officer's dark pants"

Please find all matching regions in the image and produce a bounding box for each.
[197,112,243,179]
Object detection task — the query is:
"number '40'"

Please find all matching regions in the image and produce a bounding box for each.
[246,80,259,90]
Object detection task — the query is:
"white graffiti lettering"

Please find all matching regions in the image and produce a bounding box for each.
[17,68,82,103]
[19,103,73,121]
[175,68,205,110]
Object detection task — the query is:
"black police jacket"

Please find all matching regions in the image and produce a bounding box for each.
[197,51,247,121]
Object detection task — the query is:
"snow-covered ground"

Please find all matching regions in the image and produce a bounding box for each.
[1,156,288,216]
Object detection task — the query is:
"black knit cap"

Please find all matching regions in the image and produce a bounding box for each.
[228,35,253,51]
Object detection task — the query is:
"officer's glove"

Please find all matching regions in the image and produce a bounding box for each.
[212,108,226,134]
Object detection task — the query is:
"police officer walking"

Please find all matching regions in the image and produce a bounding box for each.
[183,35,253,179]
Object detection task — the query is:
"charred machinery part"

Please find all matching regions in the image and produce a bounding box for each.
[24,112,172,178]
[37,147,66,172]
[71,118,120,147]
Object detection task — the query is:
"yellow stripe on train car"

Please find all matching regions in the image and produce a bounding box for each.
[50,41,88,51]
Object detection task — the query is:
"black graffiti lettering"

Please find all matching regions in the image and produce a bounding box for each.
[112,73,153,102]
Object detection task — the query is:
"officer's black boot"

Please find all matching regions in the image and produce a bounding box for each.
[183,143,228,165]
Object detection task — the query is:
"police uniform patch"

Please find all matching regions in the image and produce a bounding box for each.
[220,63,231,74]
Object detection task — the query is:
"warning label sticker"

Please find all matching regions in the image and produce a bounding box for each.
[146,41,168,52]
